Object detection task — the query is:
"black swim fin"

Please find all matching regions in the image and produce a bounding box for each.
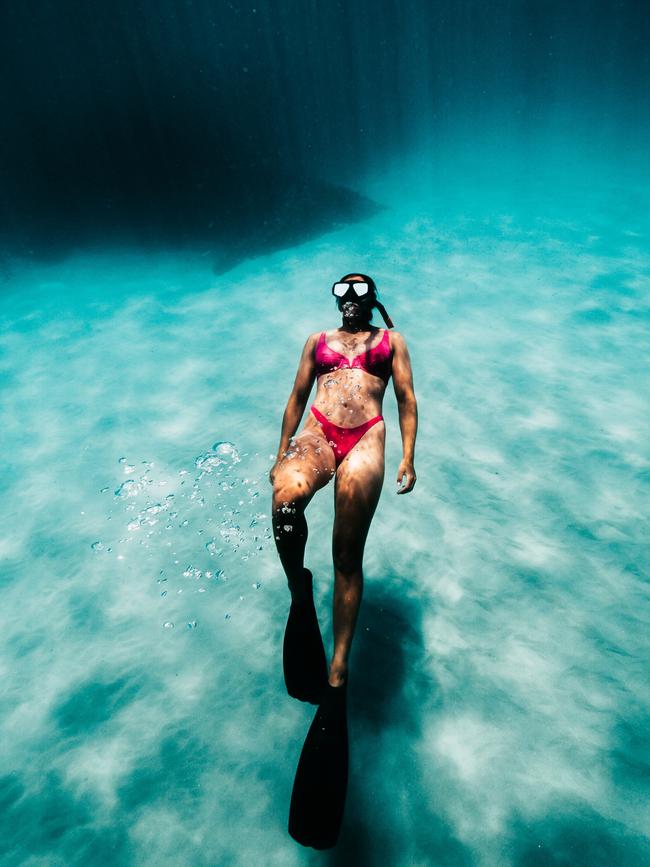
[288,681,349,849]
[283,569,329,704]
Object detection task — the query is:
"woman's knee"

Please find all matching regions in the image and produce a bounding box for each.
[272,480,310,516]
[332,541,364,576]
[272,459,327,513]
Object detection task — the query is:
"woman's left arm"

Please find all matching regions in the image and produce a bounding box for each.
[391,331,417,494]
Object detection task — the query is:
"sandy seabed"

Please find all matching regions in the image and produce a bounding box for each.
[1,152,649,866]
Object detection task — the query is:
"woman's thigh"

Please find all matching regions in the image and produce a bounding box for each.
[272,430,336,508]
[332,422,385,569]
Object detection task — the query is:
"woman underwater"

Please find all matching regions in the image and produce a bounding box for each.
[269,273,418,702]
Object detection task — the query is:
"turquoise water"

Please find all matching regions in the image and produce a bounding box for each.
[1,148,649,865]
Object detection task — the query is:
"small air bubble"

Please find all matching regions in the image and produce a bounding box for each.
[115,480,140,498]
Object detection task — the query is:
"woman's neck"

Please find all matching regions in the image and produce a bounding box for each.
[339,320,373,334]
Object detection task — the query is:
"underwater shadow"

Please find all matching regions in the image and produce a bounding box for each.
[311,582,472,865]
[0,166,384,274]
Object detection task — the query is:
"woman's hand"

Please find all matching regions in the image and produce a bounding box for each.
[396,459,416,494]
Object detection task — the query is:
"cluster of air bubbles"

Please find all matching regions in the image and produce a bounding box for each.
[195,441,241,478]
[94,442,272,631]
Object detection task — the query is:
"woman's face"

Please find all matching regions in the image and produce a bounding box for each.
[338,275,374,323]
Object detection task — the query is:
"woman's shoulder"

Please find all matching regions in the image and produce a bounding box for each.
[386,330,408,355]
[302,331,324,352]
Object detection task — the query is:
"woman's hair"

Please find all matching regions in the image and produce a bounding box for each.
[335,273,394,328]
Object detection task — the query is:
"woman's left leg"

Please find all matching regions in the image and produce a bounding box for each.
[329,421,385,687]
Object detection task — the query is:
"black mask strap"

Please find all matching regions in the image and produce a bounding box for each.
[373,299,394,329]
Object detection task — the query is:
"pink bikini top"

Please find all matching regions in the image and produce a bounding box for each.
[314,329,393,383]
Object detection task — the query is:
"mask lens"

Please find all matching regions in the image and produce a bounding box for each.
[353,282,369,296]
[333,283,350,297]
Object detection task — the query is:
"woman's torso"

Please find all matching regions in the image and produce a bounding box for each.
[307,327,392,429]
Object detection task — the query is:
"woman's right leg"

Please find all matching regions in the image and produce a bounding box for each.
[271,431,336,601]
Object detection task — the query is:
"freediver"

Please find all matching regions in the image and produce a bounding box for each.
[268,273,417,847]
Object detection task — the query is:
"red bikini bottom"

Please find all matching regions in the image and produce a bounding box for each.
[310,405,383,467]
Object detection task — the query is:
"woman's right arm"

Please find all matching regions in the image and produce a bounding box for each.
[269,334,317,483]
